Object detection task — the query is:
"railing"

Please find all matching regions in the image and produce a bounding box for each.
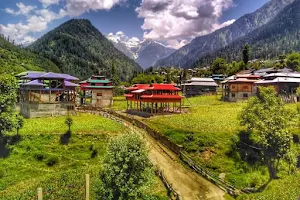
[78,106,244,197]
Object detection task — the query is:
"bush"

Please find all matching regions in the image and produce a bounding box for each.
[46,156,59,166]
[0,169,4,179]
[113,86,125,96]
[34,152,45,161]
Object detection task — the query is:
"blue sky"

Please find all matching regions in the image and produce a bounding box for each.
[0,0,269,48]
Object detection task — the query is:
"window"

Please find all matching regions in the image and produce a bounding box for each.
[97,93,102,96]
[243,85,249,90]
[243,93,248,98]
[231,93,235,98]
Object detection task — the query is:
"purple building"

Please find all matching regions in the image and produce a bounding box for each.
[17,71,79,118]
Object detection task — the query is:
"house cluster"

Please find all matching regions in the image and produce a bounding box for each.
[16,72,114,118]
[221,68,300,102]
[16,67,300,118]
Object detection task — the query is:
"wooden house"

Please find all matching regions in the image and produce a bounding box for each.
[80,75,114,107]
[255,72,300,95]
[182,78,218,97]
[18,71,79,118]
[222,74,261,101]
[125,84,183,116]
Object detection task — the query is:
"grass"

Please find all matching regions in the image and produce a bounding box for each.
[112,96,127,111]
[141,95,300,198]
[0,113,168,199]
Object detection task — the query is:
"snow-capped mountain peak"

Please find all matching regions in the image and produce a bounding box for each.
[107,32,175,69]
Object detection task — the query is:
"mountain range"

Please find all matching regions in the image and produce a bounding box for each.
[155,0,296,68]
[28,19,142,81]
[107,33,175,69]
[195,0,300,66]
[0,35,59,74]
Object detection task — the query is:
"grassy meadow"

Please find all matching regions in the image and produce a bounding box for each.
[0,113,168,200]
[136,95,299,199]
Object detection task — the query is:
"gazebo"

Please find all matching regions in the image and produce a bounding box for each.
[125,84,183,115]
[17,71,79,118]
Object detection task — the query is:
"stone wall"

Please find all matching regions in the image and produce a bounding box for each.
[91,89,113,107]
[20,102,74,118]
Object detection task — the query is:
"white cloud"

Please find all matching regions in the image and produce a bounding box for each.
[1,5,64,44]
[62,0,126,16]
[136,0,235,48]
[39,0,61,7]
[4,2,36,16]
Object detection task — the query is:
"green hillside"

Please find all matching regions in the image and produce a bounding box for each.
[28,19,142,81]
[0,35,59,75]
[195,0,300,67]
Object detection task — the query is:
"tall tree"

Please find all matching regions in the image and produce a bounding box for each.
[96,133,153,200]
[240,87,294,179]
[111,62,120,86]
[211,58,227,75]
[0,75,20,136]
[242,44,251,65]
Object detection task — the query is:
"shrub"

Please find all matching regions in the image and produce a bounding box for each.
[0,169,4,179]
[34,152,45,161]
[46,156,59,166]
[91,149,98,158]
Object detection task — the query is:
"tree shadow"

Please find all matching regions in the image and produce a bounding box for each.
[60,131,71,145]
[227,130,262,165]
[0,134,21,158]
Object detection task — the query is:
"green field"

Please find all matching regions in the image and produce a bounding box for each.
[139,95,300,199]
[0,113,167,199]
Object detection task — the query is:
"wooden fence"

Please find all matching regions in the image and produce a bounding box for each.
[78,107,244,197]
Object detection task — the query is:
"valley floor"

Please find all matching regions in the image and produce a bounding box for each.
[114,95,300,200]
[0,114,168,199]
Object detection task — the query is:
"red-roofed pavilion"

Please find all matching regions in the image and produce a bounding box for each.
[125,84,183,114]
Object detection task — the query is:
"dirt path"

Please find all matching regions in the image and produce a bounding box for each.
[127,124,225,200]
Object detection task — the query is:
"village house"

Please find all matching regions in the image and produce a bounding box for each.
[125,84,183,117]
[222,74,261,102]
[182,77,218,97]
[79,75,114,107]
[255,72,300,102]
[17,71,79,118]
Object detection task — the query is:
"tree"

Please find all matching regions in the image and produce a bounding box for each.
[111,63,120,86]
[211,58,227,75]
[15,114,24,136]
[242,44,251,65]
[65,115,73,132]
[96,133,153,200]
[286,52,300,71]
[240,87,294,179]
[0,75,19,136]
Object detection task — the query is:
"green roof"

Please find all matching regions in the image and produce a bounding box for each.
[87,79,111,83]
[84,86,114,89]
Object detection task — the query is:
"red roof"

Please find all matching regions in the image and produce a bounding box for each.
[141,95,183,99]
[127,84,150,90]
[228,78,259,83]
[124,94,134,97]
[128,84,180,91]
[147,84,181,91]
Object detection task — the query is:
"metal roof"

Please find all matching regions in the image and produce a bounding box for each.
[189,77,216,82]
[22,80,45,86]
[182,82,218,87]
[64,80,79,87]
[21,72,79,81]
[255,77,300,84]
[87,79,111,84]
[132,89,146,93]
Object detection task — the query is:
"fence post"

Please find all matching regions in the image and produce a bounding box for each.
[37,187,43,200]
[85,174,90,200]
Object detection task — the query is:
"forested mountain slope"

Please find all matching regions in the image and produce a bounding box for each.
[29,19,142,80]
[0,36,59,74]
[155,0,295,68]
[195,0,300,66]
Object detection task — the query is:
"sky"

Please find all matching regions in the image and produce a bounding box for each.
[0,0,269,49]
